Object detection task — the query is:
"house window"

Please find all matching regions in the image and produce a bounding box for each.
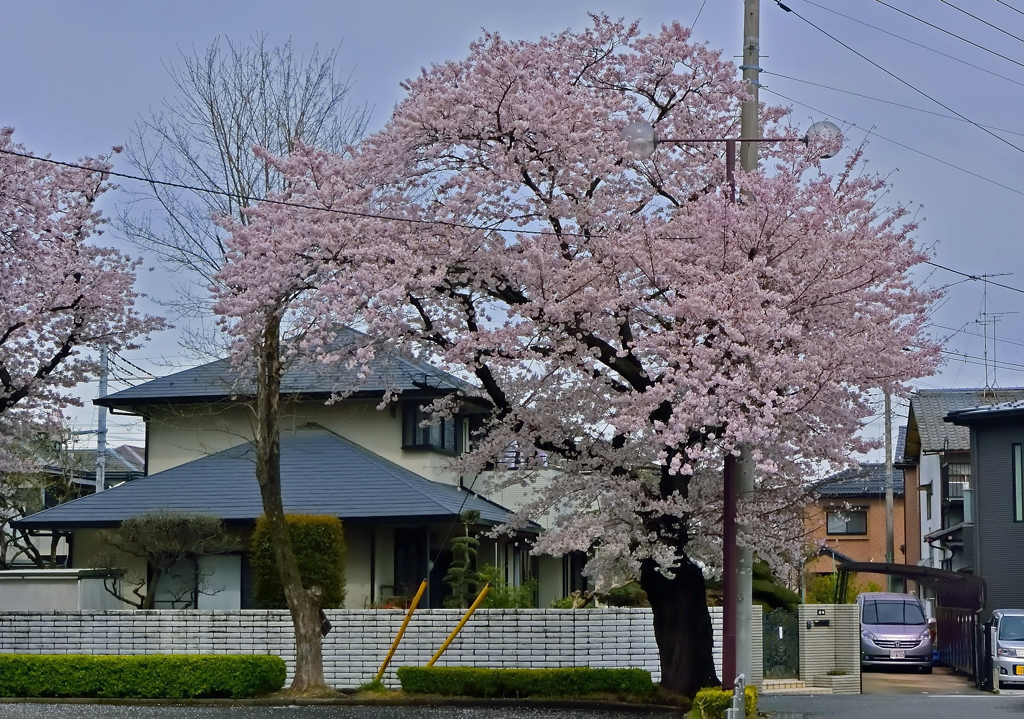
[1013,443,1023,523]
[402,404,463,454]
[826,509,867,535]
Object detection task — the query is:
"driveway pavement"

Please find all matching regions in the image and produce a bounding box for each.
[762,665,1024,718]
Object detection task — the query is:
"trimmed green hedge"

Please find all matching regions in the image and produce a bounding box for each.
[690,685,758,719]
[251,514,346,609]
[396,666,653,698]
[0,654,286,699]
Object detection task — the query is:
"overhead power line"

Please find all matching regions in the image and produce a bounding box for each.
[761,88,1024,196]
[923,261,1024,295]
[998,0,1024,18]
[762,70,1024,137]
[0,149,596,240]
[940,349,1023,373]
[938,0,1024,44]
[800,0,1024,87]
[931,323,1024,349]
[872,0,1024,68]
[776,2,1024,153]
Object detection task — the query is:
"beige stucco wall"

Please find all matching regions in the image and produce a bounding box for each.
[71,529,147,609]
[144,399,460,484]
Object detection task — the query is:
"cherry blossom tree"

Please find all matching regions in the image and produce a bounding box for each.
[216,17,939,696]
[0,128,164,471]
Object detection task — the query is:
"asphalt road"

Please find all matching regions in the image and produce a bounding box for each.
[761,693,1024,719]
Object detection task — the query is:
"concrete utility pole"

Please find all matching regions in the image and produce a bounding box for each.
[885,392,894,590]
[734,0,762,692]
[95,345,108,493]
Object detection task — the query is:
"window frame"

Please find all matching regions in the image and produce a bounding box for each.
[401,402,464,455]
[825,508,868,536]
[1013,443,1023,523]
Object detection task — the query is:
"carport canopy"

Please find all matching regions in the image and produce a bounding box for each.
[835,561,986,611]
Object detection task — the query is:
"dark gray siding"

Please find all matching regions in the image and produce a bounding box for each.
[973,420,1024,615]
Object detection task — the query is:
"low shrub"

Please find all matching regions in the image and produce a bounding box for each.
[0,654,286,699]
[397,666,653,698]
[356,679,389,693]
[477,563,536,608]
[690,685,758,719]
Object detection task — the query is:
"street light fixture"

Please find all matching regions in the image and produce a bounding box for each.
[622,119,842,201]
[620,117,841,690]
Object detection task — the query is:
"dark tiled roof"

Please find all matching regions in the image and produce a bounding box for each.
[42,447,145,486]
[946,399,1024,425]
[907,388,1024,454]
[15,425,526,530]
[98,328,473,408]
[895,426,907,465]
[814,463,904,498]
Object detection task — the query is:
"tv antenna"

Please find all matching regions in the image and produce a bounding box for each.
[974,275,1018,390]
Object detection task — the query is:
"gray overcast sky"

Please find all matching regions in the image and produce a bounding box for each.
[1,0,1022,453]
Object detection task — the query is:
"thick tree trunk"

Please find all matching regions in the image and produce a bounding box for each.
[640,555,720,697]
[254,313,326,692]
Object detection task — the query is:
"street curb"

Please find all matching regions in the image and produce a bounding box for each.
[0,696,686,712]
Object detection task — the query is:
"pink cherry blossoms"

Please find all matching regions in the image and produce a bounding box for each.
[0,128,165,469]
[217,17,938,581]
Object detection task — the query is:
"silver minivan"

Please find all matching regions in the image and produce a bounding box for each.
[992,609,1024,687]
[859,592,933,672]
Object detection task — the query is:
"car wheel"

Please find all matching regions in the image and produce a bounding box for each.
[921,666,933,674]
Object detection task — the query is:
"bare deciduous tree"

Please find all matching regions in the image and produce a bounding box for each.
[116,34,369,354]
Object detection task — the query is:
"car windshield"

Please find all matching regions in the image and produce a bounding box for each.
[998,616,1024,641]
[862,600,926,625]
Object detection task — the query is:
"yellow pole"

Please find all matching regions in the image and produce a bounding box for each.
[375,579,428,682]
[426,583,491,667]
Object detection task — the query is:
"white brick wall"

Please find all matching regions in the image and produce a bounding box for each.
[0,607,762,689]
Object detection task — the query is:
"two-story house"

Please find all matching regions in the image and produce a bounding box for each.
[899,388,1024,577]
[944,399,1024,617]
[805,461,906,590]
[14,332,566,609]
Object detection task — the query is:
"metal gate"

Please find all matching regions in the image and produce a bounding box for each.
[936,606,993,690]
[763,608,800,678]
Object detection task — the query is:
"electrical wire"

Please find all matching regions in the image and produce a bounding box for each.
[938,0,1024,44]
[775,2,1024,153]
[799,0,1024,88]
[997,0,1024,18]
[691,0,709,30]
[761,70,1024,137]
[871,0,1024,68]
[0,149,602,240]
[939,350,1023,373]
[930,323,1024,349]
[112,352,159,379]
[923,261,1024,295]
[761,88,1024,196]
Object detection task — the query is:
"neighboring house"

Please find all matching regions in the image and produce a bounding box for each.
[899,388,1024,576]
[3,444,145,568]
[805,462,906,590]
[14,330,562,609]
[945,399,1024,618]
[44,444,146,493]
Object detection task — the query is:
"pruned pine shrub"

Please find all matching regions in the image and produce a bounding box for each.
[251,514,346,609]
[690,685,758,719]
[396,666,653,698]
[0,654,286,699]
